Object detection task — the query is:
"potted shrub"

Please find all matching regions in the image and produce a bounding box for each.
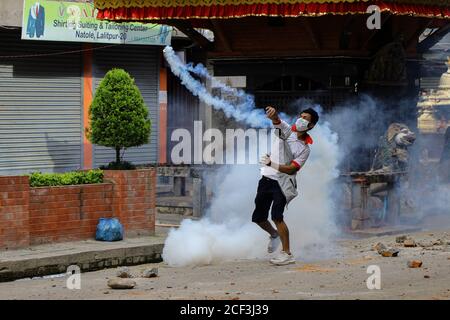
[86,68,151,169]
[86,68,156,237]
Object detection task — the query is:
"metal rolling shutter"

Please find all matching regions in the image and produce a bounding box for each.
[167,71,200,164]
[0,30,82,175]
[93,45,159,167]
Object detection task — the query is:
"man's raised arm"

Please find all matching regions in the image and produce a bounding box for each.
[265,106,291,140]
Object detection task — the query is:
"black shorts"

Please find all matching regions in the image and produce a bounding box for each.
[252,176,287,223]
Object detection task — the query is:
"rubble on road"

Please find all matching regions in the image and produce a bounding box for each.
[142,268,159,278]
[116,267,133,278]
[396,235,408,243]
[373,242,399,257]
[373,242,387,253]
[403,239,416,247]
[418,242,433,248]
[381,248,399,257]
[107,278,136,289]
[407,260,423,268]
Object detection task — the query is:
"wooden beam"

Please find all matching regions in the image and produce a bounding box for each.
[170,20,213,50]
[362,13,391,49]
[208,49,372,59]
[210,20,232,52]
[301,18,321,50]
[418,23,450,52]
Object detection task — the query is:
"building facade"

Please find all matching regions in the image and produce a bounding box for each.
[0,0,165,175]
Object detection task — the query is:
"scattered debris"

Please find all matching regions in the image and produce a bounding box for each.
[373,242,387,253]
[381,248,399,257]
[418,242,433,248]
[116,267,133,278]
[374,242,399,257]
[418,239,448,248]
[142,268,158,278]
[407,260,423,268]
[403,239,416,247]
[396,235,408,243]
[107,278,136,289]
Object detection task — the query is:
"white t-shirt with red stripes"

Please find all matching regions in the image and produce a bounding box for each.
[261,119,312,180]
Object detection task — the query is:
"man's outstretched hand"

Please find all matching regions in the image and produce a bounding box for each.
[260,154,271,166]
[265,106,280,123]
[260,154,281,171]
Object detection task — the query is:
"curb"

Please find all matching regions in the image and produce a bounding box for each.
[0,243,164,283]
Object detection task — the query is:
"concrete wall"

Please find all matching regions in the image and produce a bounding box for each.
[1,0,23,27]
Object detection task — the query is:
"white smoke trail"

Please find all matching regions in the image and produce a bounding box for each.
[163,46,290,127]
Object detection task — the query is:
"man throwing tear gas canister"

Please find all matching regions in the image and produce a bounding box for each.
[253,106,318,265]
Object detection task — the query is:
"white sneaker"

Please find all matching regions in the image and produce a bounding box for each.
[267,235,281,253]
[270,251,295,266]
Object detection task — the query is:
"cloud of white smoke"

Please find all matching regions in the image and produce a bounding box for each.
[162,122,341,266]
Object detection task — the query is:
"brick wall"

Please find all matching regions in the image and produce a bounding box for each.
[29,184,113,245]
[0,176,30,250]
[104,169,156,237]
[0,169,156,250]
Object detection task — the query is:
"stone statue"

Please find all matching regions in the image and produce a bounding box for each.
[371,123,416,172]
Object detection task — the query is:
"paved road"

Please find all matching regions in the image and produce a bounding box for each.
[0,229,449,300]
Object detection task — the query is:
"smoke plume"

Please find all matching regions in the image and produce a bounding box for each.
[162,47,341,265]
[163,46,290,127]
[161,46,449,267]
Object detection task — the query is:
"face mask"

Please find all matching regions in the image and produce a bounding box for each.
[292,117,310,132]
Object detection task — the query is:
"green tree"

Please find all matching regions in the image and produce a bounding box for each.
[86,68,151,165]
